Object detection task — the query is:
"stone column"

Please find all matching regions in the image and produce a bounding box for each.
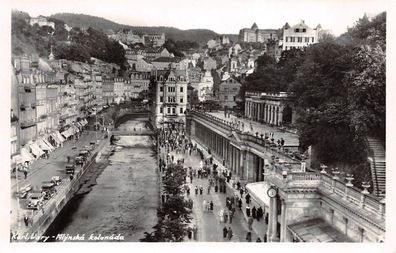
[269,196,279,242]
[280,199,287,242]
[275,106,279,126]
[278,106,283,126]
[264,105,268,123]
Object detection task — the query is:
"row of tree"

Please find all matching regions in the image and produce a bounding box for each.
[241,12,385,181]
[141,162,192,242]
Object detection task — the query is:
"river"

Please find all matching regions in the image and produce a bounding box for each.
[44,118,159,242]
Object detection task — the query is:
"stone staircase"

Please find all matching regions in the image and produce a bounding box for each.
[367,137,386,197]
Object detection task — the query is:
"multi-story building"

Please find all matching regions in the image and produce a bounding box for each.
[282,20,321,50]
[143,33,166,47]
[11,66,21,169]
[93,74,104,112]
[102,78,115,105]
[152,68,188,130]
[197,71,214,102]
[29,15,55,29]
[151,57,183,71]
[203,57,217,71]
[114,77,125,104]
[128,71,151,99]
[239,23,278,43]
[217,75,241,109]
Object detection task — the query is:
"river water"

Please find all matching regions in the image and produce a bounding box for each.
[44,119,159,242]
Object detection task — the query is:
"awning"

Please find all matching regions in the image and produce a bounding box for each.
[38,138,54,151]
[72,124,80,132]
[55,131,66,142]
[21,147,35,163]
[50,133,61,145]
[42,138,55,150]
[30,142,45,157]
[245,182,271,209]
[287,217,353,242]
[61,128,73,138]
[11,154,23,167]
[82,118,88,125]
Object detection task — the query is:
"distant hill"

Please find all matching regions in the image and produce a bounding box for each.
[50,13,220,46]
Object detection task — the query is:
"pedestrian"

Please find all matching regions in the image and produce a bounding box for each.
[246,231,252,242]
[257,206,263,221]
[199,185,203,195]
[218,209,224,223]
[187,227,192,239]
[236,181,241,190]
[193,225,198,240]
[238,199,242,210]
[202,200,207,212]
[224,211,228,223]
[23,215,29,227]
[223,226,228,238]
[263,233,267,242]
[195,186,198,195]
[23,170,27,179]
[209,201,214,212]
[252,206,257,219]
[245,193,251,205]
[246,205,251,217]
[256,237,262,242]
[248,216,254,231]
[227,227,233,240]
[229,210,233,224]
[190,175,193,184]
[239,188,244,198]
[187,187,190,196]
[207,185,211,194]
[265,213,269,224]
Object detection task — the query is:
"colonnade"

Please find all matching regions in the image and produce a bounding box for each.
[245,99,284,126]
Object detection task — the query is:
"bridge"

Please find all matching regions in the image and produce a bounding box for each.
[111,129,154,136]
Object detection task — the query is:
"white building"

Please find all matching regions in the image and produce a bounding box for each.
[152,69,188,130]
[197,71,214,102]
[282,20,321,51]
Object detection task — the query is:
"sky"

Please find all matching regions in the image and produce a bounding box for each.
[9,0,387,36]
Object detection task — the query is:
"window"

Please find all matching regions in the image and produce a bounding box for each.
[167,107,171,113]
[159,107,163,113]
[305,37,309,43]
[295,28,299,32]
[160,86,163,92]
[285,37,289,42]
[172,107,176,114]
[298,37,302,42]
[180,87,184,92]
[180,97,183,103]
[180,107,183,113]
[160,96,163,102]
[302,28,306,32]
[312,37,315,43]
[291,37,295,42]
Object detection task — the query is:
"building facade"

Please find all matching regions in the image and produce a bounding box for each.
[239,23,278,43]
[217,76,241,109]
[282,20,320,50]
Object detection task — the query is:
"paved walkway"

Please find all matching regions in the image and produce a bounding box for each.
[190,139,269,241]
[207,111,299,146]
[164,146,265,242]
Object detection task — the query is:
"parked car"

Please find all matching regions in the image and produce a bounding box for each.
[66,163,76,174]
[74,156,85,166]
[51,176,62,185]
[27,191,45,210]
[41,182,57,200]
[17,184,32,199]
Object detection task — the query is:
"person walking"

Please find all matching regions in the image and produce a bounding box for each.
[199,185,203,195]
[227,227,233,240]
[246,231,252,242]
[246,205,251,217]
[209,201,214,212]
[252,206,257,219]
[245,192,251,205]
[248,216,254,231]
[23,215,29,227]
[236,181,241,190]
[257,206,263,221]
[229,210,233,224]
[224,211,228,223]
[223,226,228,238]
[215,185,218,193]
[238,199,242,210]
[195,186,198,195]
[193,225,198,240]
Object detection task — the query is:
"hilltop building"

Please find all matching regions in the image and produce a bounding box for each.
[239,23,278,43]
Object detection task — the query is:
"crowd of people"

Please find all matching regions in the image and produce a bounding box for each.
[157,127,269,242]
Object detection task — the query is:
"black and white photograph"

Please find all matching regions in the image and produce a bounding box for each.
[1,0,394,252]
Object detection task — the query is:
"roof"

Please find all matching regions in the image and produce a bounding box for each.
[288,217,353,242]
[152,57,181,63]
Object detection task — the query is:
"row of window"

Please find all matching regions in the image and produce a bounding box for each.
[285,36,315,43]
[294,28,307,33]
[159,96,184,103]
[159,86,184,93]
[159,107,184,114]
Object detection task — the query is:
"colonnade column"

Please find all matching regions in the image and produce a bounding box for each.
[280,199,287,242]
[268,196,279,242]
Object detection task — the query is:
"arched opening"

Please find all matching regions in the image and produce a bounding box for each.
[282,106,293,125]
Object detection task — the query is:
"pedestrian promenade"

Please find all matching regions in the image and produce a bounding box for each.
[190,139,269,241]
[207,111,299,146]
